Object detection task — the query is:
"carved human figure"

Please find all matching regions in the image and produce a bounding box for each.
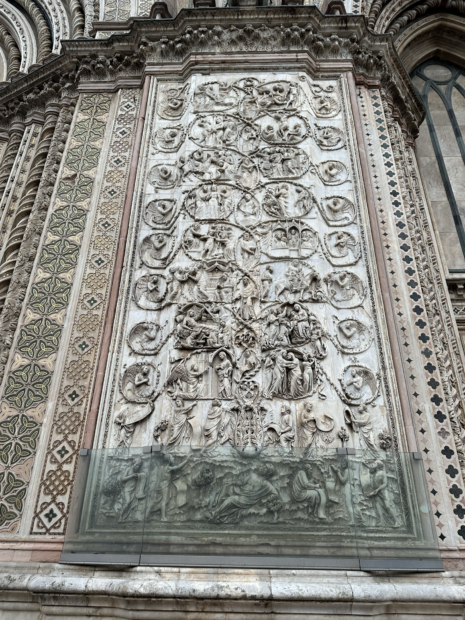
[119,458,147,522]
[263,353,276,398]
[301,353,314,394]
[279,405,295,447]
[234,276,258,320]
[261,265,273,299]
[210,463,280,523]
[114,408,135,448]
[216,352,233,398]
[168,397,197,445]
[291,464,327,519]
[344,404,376,454]
[289,303,310,343]
[148,452,191,521]
[298,402,334,447]
[285,351,304,398]
[330,460,354,523]
[177,308,212,347]
[364,460,400,527]
[204,399,233,446]
[239,232,258,268]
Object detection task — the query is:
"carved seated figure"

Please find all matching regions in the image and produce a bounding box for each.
[291,464,327,519]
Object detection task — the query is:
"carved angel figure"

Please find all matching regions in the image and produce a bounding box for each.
[321,196,356,225]
[318,161,348,185]
[144,199,175,227]
[342,367,378,405]
[159,84,189,119]
[327,231,358,258]
[309,83,340,117]
[140,233,169,266]
[166,358,208,399]
[324,271,365,308]
[134,274,166,309]
[128,322,164,355]
[154,125,185,151]
[149,163,178,188]
[121,363,155,402]
[314,124,345,149]
[334,317,372,353]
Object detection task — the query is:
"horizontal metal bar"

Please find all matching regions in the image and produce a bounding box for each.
[359,558,444,572]
[140,554,360,570]
[60,552,140,566]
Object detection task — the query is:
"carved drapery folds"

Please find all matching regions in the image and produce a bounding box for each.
[100,72,398,469]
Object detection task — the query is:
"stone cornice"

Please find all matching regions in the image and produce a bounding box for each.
[0,6,424,136]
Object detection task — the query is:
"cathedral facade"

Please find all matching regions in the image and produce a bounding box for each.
[0,0,464,616]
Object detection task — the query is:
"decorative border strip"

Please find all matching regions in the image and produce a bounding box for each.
[359,86,465,545]
[0,93,112,534]
[31,89,141,535]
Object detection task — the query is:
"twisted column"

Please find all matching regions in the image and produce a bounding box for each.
[0,125,25,211]
[0,98,75,382]
[0,23,21,80]
[0,111,58,313]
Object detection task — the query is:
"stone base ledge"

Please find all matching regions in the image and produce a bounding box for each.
[0,563,465,618]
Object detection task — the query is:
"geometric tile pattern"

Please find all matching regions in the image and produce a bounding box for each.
[359,86,465,546]
[31,90,140,535]
[0,94,112,534]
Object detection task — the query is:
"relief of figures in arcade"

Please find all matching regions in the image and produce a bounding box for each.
[106,73,397,467]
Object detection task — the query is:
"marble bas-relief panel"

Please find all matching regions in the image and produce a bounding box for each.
[99,72,401,463]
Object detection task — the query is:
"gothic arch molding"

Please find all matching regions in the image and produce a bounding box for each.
[394,13,465,73]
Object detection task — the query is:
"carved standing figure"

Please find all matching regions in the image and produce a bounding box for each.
[167,398,197,446]
[216,352,233,398]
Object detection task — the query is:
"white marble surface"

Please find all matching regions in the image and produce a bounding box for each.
[0,563,465,618]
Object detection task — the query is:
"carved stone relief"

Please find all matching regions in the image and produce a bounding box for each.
[100,72,399,475]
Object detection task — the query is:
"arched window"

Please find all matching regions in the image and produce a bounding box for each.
[411,58,465,273]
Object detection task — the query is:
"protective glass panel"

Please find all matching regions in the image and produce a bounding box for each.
[141,446,358,568]
[352,451,442,570]
[62,447,150,564]
[62,447,441,570]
